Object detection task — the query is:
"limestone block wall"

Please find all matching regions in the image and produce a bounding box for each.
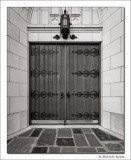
[102,7,124,136]
[7,7,29,136]
[29,7,102,25]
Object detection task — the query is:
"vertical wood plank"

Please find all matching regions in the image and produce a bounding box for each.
[73,45,78,120]
[30,45,35,115]
[81,45,86,116]
[69,45,74,120]
[48,45,53,119]
[90,44,99,114]
[52,45,57,119]
[60,45,65,120]
[85,44,91,114]
[77,44,82,120]
[44,45,49,118]
[56,45,61,120]
[66,45,69,120]
[40,45,44,119]
[35,45,40,117]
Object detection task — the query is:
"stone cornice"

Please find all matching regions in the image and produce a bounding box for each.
[28,24,103,32]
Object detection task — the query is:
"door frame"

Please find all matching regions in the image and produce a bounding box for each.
[29,42,101,125]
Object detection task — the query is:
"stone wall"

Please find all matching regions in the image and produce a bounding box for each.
[7,7,29,135]
[29,7,102,25]
[102,7,124,136]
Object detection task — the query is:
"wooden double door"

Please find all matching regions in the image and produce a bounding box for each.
[30,43,100,124]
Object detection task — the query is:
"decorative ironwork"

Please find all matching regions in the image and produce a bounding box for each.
[72,112,99,120]
[89,90,99,99]
[72,69,99,78]
[31,69,58,77]
[72,48,99,57]
[31,69,40,77]
[90,69,99,78]
[31,112,58,120]
[72,90,99,99]
[53,35,60,40]
[31,48,58,56]
[70,34,77,40]
[31,91,58,99]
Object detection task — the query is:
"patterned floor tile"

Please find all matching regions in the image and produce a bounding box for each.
[37,129,56,146]
[7,128,124,154]
[73,128,83,134]
[92,129,121,141]
[58,129,72,137]
[7,138,36,153]
[32,147,48,153]
[19,129,33,137]
[57,138,75,146]
[74,135,88,146]
[96,147,107,153]
[76,147,97,153]
[61,147,76,153]
[30,128,42,137]
[48,147,60,153]
[85,134,102,147]
[104,143,124,152]
[82,128,93,133]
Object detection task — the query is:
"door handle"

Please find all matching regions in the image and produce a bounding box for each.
[60,92,64,98]
[67,92,71,98]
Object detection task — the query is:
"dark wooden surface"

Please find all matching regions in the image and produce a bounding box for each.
[66,44,99,120]
[30,43,100,123]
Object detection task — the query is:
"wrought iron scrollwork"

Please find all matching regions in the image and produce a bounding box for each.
[31,69,58,77]
[31,112,58,120]
[31,69,40,77]
[72,90,99,99]
[72,112,99,120]
[72,91,90,98]
[90,69,99,78]
[72,70,89,77]
[72,69,99,78]
[89,90,99,99]
[31,91,58,99]
[31,48,58,56]
[31,48,40,56]
[72,48,99,57]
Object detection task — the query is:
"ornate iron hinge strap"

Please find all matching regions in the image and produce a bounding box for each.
[31,112,58,120]
[31,91,58,99]
[72,48,99,57]
[72,112,99,120]
[72,69,99,78]
[31,48,58,56]
[31,69,58,77]
[72,91,99,99]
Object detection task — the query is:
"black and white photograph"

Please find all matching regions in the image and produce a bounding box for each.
[0,1,131,160]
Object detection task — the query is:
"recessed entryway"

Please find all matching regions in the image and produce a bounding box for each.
[30,43,100,125]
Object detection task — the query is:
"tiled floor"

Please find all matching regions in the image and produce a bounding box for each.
[7,128,124,154]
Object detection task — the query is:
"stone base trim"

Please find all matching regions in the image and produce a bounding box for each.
[7,126,31,140]
[99,126,124,140]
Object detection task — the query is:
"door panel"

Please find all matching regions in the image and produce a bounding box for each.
[30,43,100,124]
[30,44,65,123]
[66,44,100,123]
